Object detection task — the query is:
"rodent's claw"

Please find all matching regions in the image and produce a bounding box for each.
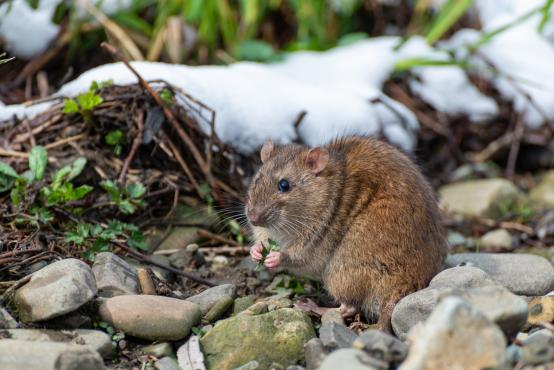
[264,251,281,269]
[250,242,263,262]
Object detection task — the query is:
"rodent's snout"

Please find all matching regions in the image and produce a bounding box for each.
[246,206,267,227]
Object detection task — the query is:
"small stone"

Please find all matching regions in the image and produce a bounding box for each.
[445,253,554,295]
[0,339,105,370]
[186,284,237,315]
[177,335,206,370]
[530,171,554,209]
[527,296,554,326]
[319,348,383,370]
[204,295,234,322]
[140,342,174,358]
[233,296,257,315]
[233,361,260,370]
[212,255,229,270]
[149,255,175,282]
[321,309,344,325]
[201,308,315,370]
[439,178,521,218]
[99,295,201,341]
[352,329,408,366]
[446,231,466,247]
[155,357,182,370]
[0,307,17,329]
[392,266,495,338]
[0,328,113,359]
[439,285,528,337]
[521,329,554,366]
[304,338,327,370]
[14,258,97,322]
[319,322,357,350]
[92,252,139,298]
[480,229,513,249]
[156,226,201,251]
[399,297,507,370]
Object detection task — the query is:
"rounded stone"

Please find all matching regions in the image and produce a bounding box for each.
[99,295,201,341]
[14,258,97,322]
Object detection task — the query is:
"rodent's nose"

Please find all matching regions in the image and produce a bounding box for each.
[247,209,263,226]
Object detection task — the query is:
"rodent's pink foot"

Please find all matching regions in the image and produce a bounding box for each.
[264,251,281,269]
[250,242,263,262]
[338,303,357,318]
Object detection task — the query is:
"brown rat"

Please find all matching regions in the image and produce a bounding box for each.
[246,136,446,331]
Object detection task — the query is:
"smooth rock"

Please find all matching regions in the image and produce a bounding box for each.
[445,253,554,295]
[201,308,315,370]
[521,329,554,366]
[527,296,554,326]
[399,297,507,370]
[212,255,229,270]
[204,295,234,322]
[319,348,383,370]
[0,307,17,329]
[392,266,495,338]
[99,295,201,340]
[321,309,344,325]
[92,252,139,297]
[439,178,521,218]
[140,342,174,358]
[0,328,112,359]
[155,357,182,370]
[14,258,97,322]
[352,329,408,366]
[319,322,357,350]
[177,335,206,370]
[304,338,327,370]
[530,171,554,209]
[440,285,528,337]
[150,255,174,282]
[233,295,257,315]
[156,226,201,251]
[480,229,513,249]
[186,284,237,315]
[0,339,105,370]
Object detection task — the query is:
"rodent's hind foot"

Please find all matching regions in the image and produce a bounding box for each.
[338,303,357,318]
[264,251,281,269]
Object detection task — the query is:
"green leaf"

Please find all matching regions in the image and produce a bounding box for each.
[52,166,72,187]
[77,91,103,111]
[394,57,470,72]
[100,180,121,202]
[118,200,136,214]
[67,157,87,181]
[539,0,554,32]
[0,161,19,192]
[70,185,93,201]
[337,32,369,46]
[425,0,474,44]
[234,40,275,62]
[105,130,124,146]
[32,207,54,224]
[63,99,80,114]
[127,230,147,250]
[125,182,146,199]
[268,238,280,251]
[28,146,48,181]
[159,89,173,105]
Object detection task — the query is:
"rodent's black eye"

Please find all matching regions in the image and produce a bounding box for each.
[278,179,290,193]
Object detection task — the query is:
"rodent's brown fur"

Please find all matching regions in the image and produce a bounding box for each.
[246,136,446,330]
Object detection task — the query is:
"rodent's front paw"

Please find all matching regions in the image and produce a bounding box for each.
[264,251,281,269]
[250,242,263,261]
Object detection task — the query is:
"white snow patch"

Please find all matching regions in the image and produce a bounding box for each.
[0,0,60,59]
[0,0,134,59]
[443,0,554,127]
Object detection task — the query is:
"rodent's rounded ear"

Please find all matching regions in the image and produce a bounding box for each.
[306,147,329,174]
[260,139,274,163]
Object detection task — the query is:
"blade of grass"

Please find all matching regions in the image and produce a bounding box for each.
[394,57,471,72]
[538,0,554,32]
[425,0,474,44]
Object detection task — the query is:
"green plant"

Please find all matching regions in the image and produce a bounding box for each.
[254,238,280,271]
[191,326,206,336]
[424,0,474,44]
[105,130,125,155]
[95,321,125,350]
[0,161,19,192]
[66,220,147,260]
[266,274,306,295]
[63,81,106,123]
[100,180,146,214]
[39,158,93,207]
